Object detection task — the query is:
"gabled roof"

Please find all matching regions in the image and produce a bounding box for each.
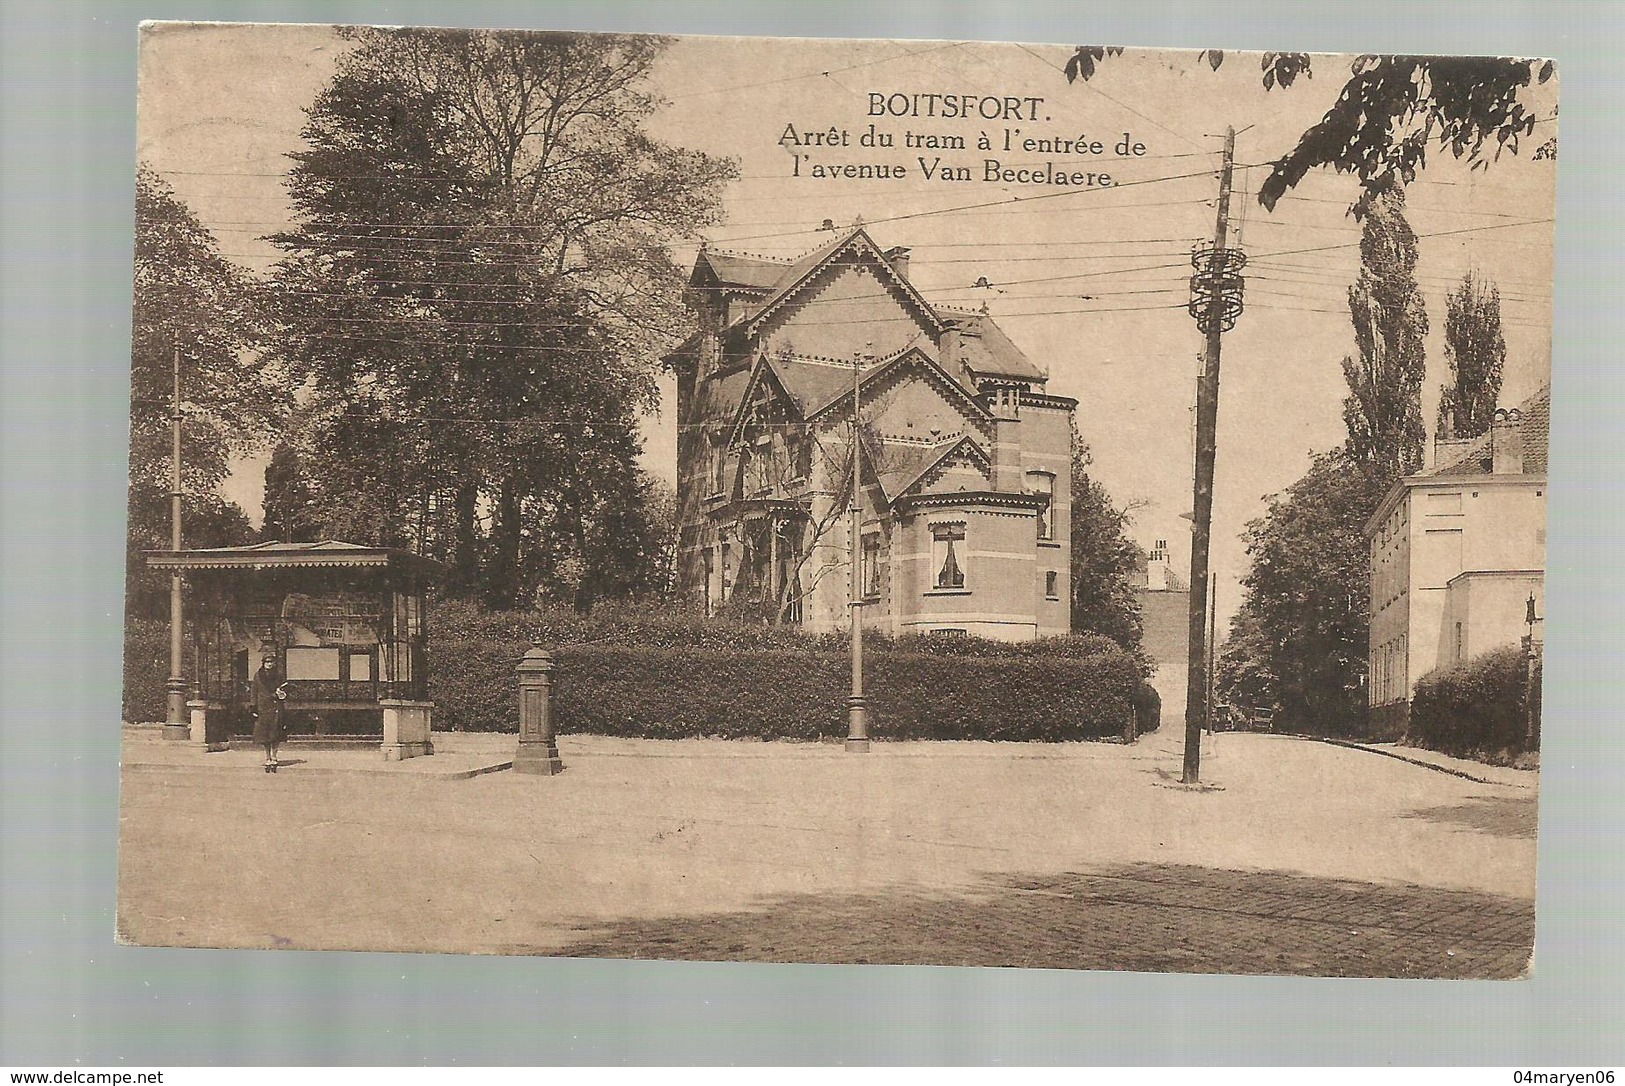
[804,344,991,425]
[1425,385,1551,478]
[952,309,1048,382]
[876,436,989,503]
[1364,384,1552,538]
[720,353,797,447]
[692,249,788,293]
[689,363,753,429]
[738,226,946,338]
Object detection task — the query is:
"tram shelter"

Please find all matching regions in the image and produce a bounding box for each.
[146,540,446,759]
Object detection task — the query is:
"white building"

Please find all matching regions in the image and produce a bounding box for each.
[1364,387,1549,738]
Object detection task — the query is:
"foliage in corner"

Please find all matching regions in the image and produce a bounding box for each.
[1062,48,1555,208]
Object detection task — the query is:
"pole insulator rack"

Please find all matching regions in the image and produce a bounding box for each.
[1187,245,1247,334]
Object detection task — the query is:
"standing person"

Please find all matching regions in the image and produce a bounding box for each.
[252,653,287,772]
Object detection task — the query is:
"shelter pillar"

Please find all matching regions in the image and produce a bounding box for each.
[514,644,563,775]
[187,697,228,753]
[380,700,434,760]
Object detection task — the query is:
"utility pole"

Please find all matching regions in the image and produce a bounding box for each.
[163,341,189,738]
[1182,126,1245,783]
[1205,576,1218,734]
[846,344,870,752]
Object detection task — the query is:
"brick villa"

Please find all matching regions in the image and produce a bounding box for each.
[665,225,1077,641]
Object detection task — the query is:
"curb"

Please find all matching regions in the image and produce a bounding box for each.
[1283,734,1533,788]
[121,758,514,781]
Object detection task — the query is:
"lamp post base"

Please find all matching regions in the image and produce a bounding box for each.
[163,680,190,740]
[845,695,870,752]
[514,741,564,776]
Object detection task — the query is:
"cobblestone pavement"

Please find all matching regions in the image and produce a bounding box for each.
[548,863,1535,978]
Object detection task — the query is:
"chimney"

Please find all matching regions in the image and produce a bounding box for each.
[883,245,911,281]
[1492,408,1524,474]
[986,382,1022,492]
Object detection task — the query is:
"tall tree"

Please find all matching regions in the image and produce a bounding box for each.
[1341,185,1429,485]
[260,440,319,543]
[1069,429,1144,660]
[270,28,736,607]
[1436,271,1507,439]
[128,164,277,613]
[1218,449,1385,734]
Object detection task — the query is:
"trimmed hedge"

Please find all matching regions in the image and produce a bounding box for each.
[430,599,1131,661]
[122,600,1145,741]
[123,617,171,724]
[1407,645,1540,763]
[430,639,1138,741]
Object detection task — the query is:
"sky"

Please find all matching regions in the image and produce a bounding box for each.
[135,22,1557,631]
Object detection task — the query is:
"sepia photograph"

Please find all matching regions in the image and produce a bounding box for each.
[118,21,1556,978]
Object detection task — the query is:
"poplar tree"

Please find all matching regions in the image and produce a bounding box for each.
[1341,185,1429,485]
[1436,271,1507,439]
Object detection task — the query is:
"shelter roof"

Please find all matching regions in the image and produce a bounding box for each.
[146,540,446,579]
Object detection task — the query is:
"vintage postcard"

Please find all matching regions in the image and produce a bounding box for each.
[121,22,1554,976]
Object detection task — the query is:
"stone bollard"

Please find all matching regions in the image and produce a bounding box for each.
[514,643,563,775]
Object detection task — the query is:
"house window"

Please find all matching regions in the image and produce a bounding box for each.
[788,431,811,481]
[703,548,714,615]
[710,439,727,494]
[930,628,967,639]
[1454,622,1463,663]
[720,538,734,599]
[1045,570,1059,599]
[930,523,967,590]
[786,567,804,625]
[862,533,882,599]
[1029,472,1055,540]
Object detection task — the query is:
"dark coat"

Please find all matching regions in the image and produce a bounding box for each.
[252,665,286,745]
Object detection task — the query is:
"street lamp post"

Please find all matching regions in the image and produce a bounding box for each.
[163,342,189,739]
[846,345,870,752]
[1524,593,1541,751]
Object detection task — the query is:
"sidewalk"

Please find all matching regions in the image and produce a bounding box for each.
[1297,735,1537,789]
[122,727,515,779]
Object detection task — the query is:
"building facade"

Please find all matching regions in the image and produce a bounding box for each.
[1365,387,1549,737]
[667,226,1077,641]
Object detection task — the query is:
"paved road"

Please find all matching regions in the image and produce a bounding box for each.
[553,863,1533,978]
[117,726,1537,976]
